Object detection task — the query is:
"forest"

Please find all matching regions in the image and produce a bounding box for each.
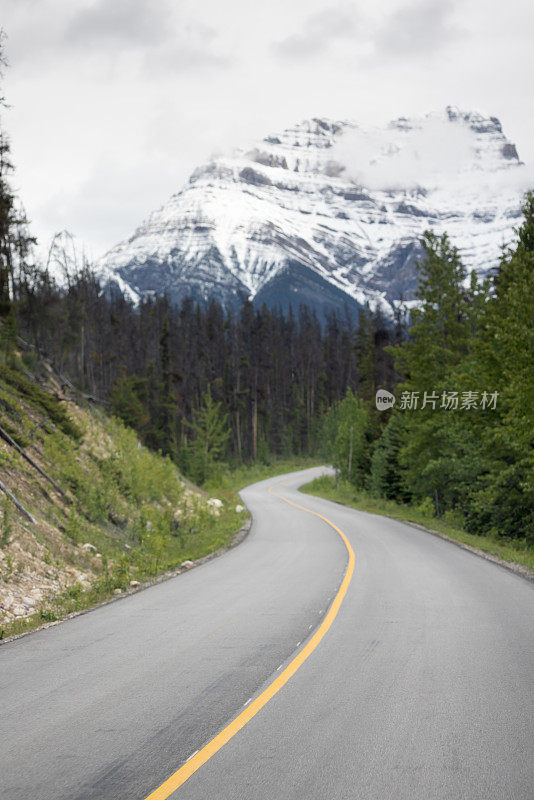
[0,65,532,544]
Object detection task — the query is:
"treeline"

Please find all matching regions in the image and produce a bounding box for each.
[10,266,404,481]
[1,41,531,541]
[322,198,534,541]
[0,53,401,483]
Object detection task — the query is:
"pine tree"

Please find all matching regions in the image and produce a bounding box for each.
[0,130,15,323]
[157,312,176,456]
[0,38,35,359]
[368,411,410,501]
[188,387,229,484]
[110,370,148,431]
[392,232,469,387]
[463,193,534,539]
[389,232,474,510]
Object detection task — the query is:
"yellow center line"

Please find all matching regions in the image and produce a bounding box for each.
[143,476,355,800]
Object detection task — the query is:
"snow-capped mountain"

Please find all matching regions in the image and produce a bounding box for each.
[98,107,527,316]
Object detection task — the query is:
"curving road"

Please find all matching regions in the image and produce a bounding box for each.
[1,467,533,800]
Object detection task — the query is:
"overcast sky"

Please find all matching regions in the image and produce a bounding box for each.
[1,0,533,259]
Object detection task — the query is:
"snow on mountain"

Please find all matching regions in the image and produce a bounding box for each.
[98,107,528,317]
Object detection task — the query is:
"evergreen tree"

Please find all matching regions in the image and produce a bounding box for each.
[0,38,35,359]
[0,130,15,325]
[157,312,177,456]
[463,193,534,539]
[110,370,148,431]
[389,232,475,510]
[392,232,469,387]
[368,411,410,501]
[188,387,230,484]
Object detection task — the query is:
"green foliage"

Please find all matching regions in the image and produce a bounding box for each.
[187,387,230,485]
[319,389,368,486]
[368,411,410,502]
[0,551,15,581]
[2,365,82,439]
[204,456,320,494]
[64,508,84,543]
[318,402,340,460]
[104,417,184,505]
[0,309,17,362]
[1,495,12,547]
[387,231,478,508]
[463,192,534,541]
[110,371,148,431]
[0,412,30,448]
[370,196,534,540]
[300,475,534,572]
[0,388,254,639]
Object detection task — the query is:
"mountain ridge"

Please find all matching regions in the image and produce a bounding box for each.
[97,107,526,316]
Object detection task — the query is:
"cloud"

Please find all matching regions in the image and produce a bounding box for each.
[331,113,532,198]
[64,0,173,47]
[375,0,461,57]
[143,25,233,75]
[332,115,480,190]
[4,0,229,74]
[2,0,533,259]
[272,4,360,60]
[64,0,231,73]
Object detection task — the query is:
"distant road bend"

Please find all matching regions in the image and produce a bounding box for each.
[1,467,533,800]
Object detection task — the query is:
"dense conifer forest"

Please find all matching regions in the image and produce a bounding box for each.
[4,201,532,544]
[1,36,532,544]
[10,260,404,476]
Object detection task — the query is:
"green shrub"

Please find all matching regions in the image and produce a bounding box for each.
[2,366,82,439]
[415,497,436,518]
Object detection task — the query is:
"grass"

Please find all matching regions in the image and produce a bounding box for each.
[205,456,321,495]
[1,365,82,440]
[0,367,320,643]
[3,503,244,639]
[0,363,254,640]
[300,474,534,574]
[1,456,319,641]
[1,417,251,640]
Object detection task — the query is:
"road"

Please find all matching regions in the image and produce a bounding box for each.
[1,467,533,800]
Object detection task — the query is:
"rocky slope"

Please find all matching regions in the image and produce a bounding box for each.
[0,359,242,636]
[98,107,527,317]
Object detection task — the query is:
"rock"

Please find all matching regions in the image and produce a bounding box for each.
[239,166,272,186]
[82,543,97,552]
[207,498,223,516]
[129,580,141,587]
[235,505,245,513]
[109,511,127,527]
[113,588,122,595]
[124,544,131,550]
[181,560,194,570]
[21,597,36,607]
[502,142,519,160]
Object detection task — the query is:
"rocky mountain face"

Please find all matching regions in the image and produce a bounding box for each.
[98,107,526,317]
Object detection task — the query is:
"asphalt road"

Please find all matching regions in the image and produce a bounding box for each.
[1,467,533,800]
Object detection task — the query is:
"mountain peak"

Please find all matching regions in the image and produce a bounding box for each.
[98,109,526,317]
